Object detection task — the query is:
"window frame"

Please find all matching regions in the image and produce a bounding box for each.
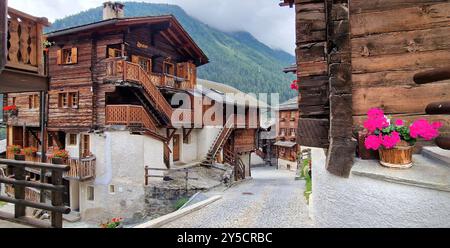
[57,47,78,65]
[87,186,95,201]
[68,133,77,146]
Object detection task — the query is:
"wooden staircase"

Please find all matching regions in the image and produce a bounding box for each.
[106,59,173,126]
[201,116,235,167]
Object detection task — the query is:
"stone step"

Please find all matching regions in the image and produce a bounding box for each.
[422,146,450,167]
[63,211,81,223]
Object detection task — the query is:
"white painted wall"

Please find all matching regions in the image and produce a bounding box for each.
[180,129,199,163]
[278,159,298,171]
[310,148,450,227]
[78,131,165,223]
[197,127,221,159]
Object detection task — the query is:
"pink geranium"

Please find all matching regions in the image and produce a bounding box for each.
[395,119,404,126]
[381,131,401,149]
[365,135,382,150]
[363,108,389,133]
[410,119,441,141]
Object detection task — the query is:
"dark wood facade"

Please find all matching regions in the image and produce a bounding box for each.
[284,0,450,177]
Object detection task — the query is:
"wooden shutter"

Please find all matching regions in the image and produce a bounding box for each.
[56,49,62,65]
[71,47,78,64]
[108,48,116,58]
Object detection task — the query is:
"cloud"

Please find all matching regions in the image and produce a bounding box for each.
[7,0,295,54]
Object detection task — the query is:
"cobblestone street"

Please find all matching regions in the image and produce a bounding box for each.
[162,166,313,228]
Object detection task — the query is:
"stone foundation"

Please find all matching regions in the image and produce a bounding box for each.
[144,185,198,219]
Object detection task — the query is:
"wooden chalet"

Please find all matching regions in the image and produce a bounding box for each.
[282,0,450,177]
[274,97,300,170]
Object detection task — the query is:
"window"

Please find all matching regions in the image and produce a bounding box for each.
[132,55,152,74]
[108,45,122,58]
[68,92,79,108]
[290,111,296,120]
[109,185,115,194]
[58,92,78,108]
[68,134,77,146]
[28,94,39,109]
[12,97,16,106]
[164,61,175,75]
[82,134,90,158]
[87,186,94,201]
[58,93,67,108]
[290,128,296,137]
[57,48,78,65]
[279,128,286,136]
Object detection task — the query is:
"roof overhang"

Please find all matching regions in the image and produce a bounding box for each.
[279,0,295,8]
[46,15,209,66]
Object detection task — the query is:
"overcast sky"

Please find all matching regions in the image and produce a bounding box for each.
[8,0,296,54]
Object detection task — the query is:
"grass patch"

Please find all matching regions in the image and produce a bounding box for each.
[173,197,190,211]
[299,157,312,204]
[0,201,6,207]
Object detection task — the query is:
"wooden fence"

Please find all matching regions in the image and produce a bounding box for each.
[0,156,70,228]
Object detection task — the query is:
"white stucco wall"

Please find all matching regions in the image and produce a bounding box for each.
[310,148,450,228]
[77,131,165,222]
[197,127,221,159]
[278,158,298,171]
[180,129,199,163]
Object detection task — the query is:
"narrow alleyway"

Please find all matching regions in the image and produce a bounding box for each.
[162,166,313,228]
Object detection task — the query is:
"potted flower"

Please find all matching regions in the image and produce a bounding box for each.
[3,105,18,118]
[50,148,69,164]
[100,217,123,228]
[363,108,442,168]
[23,147,38,160]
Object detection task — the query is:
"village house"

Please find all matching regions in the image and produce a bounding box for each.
[281,0,450,227]
[2,2,263,222]
[274,97,300,171]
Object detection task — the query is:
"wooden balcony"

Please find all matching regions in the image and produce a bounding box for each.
[64,157,96,181]
[105,105,158,132]
[105,59,173,121]
[0,7,49,93]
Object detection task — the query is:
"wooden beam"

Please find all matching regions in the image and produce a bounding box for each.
[414,66,450,85]
[426,101,450,115]
[166,128,177,142]
[183,128,194,143]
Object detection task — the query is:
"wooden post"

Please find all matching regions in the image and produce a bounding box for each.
[51,158,64,228]
[14,154,26,218]
[144,166,148,186]
[39,91,46,203]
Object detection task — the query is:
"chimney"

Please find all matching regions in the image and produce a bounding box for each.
[103,2,125,20]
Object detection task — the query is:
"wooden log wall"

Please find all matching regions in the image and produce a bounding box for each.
[48,35,94,131]
[295,0,330,148]
[350,0,450,135]
[5,92,40,127]
[325,0,355,177]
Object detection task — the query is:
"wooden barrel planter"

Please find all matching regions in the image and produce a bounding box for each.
[379,146,414,169]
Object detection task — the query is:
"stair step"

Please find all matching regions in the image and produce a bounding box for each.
[422,146,450,167]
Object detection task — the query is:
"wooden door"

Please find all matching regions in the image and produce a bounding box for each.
[12,126,24,146]
[81,134,90,158]
[173,135,180,162]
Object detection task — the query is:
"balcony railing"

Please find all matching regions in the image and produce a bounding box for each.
[6,151,95,181]
[105,105,158,132]
[6,8,46,74]
[64,157,96,181]
[105,59,173,120]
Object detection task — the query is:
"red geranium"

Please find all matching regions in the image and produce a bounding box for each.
[290,80,299,90]
[3,105,17,111]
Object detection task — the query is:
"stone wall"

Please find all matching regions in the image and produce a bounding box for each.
[144,185,198,219]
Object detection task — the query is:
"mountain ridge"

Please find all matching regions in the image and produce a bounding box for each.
[47,2,296,102]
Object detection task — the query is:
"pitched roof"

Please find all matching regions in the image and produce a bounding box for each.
[46,15,208,66]
[196,79,270,109]
[278,97,298,111]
